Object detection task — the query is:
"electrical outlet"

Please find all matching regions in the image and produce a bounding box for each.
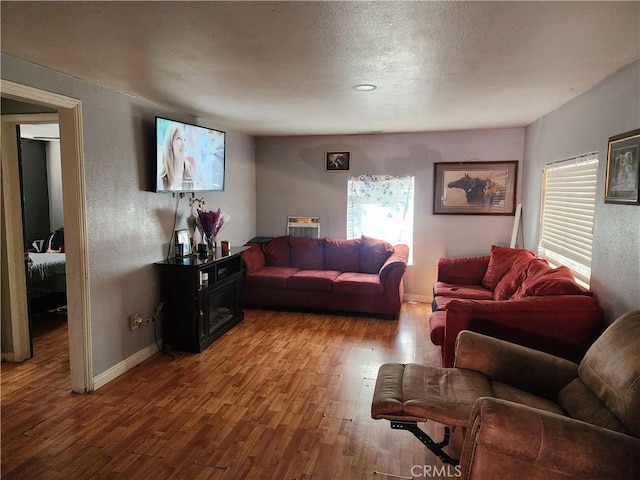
[129,313,144,330]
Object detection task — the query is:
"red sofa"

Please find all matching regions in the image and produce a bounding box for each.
[430,245,604,367]
[241,235,409,318]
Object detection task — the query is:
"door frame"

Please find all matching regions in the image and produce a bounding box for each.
[1,80,93,393]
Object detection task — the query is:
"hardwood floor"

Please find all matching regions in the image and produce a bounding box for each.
[2,302,450,479]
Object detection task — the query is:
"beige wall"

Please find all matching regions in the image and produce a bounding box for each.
[1,54,256,375]
[255,129,525,299]
[523,60,640,322]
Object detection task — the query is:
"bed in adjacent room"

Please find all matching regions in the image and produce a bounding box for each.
[27,248,67,315]
[27,252,66,295]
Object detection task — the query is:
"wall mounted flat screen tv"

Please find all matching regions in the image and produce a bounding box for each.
[155,116,225,192]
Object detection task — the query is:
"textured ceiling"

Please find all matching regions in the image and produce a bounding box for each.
[2,1,639,136]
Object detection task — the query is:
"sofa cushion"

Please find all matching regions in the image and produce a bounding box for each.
[333,272,384,296]
[290,236,325,270]
[429,310,447,346]
[243,266,299,289]
[264,235,291,267]
[287,270,341,292]
[511,259,553,299]
[324,237,361,272]
[434,296,458,311]
[437,255,491,285]
[481,245,536,291]
[524,256,553,278]
[359,236,394,274]
[493,256,543,300]
[519,266,587,297]
[490,382,565,416]
[558,378,628,434]
[433,282,494,301]
[241,245,265,274]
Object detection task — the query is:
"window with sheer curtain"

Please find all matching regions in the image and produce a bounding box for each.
[347,175,414,261]
[538,153,598,287]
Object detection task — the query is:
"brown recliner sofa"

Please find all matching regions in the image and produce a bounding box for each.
[372,309,640,479]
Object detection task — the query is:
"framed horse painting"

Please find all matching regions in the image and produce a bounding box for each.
[433,161,518,215]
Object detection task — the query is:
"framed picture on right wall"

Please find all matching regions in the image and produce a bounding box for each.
[605,128,640,205]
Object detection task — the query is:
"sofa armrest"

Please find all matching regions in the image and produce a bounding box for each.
[454,331,578,400]
[241,244,265,274]
[441,295,603,367]
[460,398,640,480]
[379,244,409,284]
[436,255,490,285]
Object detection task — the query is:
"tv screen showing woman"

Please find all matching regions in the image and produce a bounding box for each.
[156,117,225,192]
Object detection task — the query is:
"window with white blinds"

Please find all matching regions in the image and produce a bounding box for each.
[538,153,598,286]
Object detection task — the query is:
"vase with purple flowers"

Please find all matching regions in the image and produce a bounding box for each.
[196,208,228,258]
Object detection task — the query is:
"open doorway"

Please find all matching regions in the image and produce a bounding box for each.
[19,121,68,357]
[1,81,92,393]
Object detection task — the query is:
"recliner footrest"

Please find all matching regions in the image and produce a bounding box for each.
[371,362,491,465]
[371,363,491,426]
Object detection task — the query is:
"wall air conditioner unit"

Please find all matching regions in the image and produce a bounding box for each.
[287,216,320,238]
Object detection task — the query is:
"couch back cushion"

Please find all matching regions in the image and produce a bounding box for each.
[578,310,640,437]
[290,236,325,270]
[264,235,291,267]
[324,237,361,272]
[481,245,536,291]
[558,378,628,434]
[517,265,589,298]
[510,259,551,299]
[241,245,266,274]
[437,255,490,285]
[493,255,540,300]
[359,236,394,274]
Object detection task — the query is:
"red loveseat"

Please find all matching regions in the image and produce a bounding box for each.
[430,245,604,367]
[241,235,409,318]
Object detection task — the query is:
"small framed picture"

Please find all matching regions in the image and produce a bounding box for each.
[605,128,640,205]
[325,151,350,171]
[174,229,192,256]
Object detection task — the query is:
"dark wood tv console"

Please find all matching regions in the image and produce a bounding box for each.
[155,246,249,353]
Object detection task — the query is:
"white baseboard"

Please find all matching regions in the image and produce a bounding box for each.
[2,350,32,362]
[1,352,15,362]
[92,341,159,391]
[403,293,433,304]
